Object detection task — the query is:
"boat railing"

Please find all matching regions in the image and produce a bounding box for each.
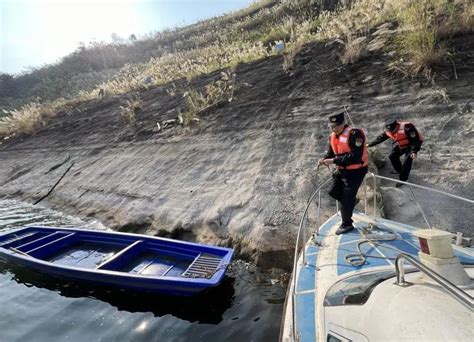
[294,171,474,281]
[395,253,474,309]
[291,171,331,341]
[364,172,474,232]
[290,170,474,340]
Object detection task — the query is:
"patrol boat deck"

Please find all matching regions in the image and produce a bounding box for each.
[280,173,474,341]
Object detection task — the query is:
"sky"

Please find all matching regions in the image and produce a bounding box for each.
[0,0,256,75]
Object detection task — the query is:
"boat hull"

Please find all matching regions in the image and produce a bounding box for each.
[0,226,234,296]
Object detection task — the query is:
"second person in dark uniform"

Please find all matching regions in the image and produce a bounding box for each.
[367,118,423,186]
[318,112,368,235]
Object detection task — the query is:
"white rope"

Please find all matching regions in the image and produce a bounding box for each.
[344,224,406,266]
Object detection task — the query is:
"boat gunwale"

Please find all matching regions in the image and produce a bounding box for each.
[0,226,233,286]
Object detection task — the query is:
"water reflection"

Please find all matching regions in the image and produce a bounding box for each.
[0,261,235,324]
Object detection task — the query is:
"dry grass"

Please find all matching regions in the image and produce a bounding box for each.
[94,40,268,99]
[318,0,473,73]
[317,0,393,65]
[430,84,450,103]
[119,94,141,124]
[392,0,444,74]
[1,0,472,137]
[182,68,236,124]
[282,19,317,71]
[434,0,474,39]
[0,100,68,138]
[390,0,473,74]
[338,35,368,64]
[317,0,389,40]
[0,103,44,138]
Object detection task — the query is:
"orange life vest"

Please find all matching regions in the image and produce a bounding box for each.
[330,126,368,170]
[386,121,423,149]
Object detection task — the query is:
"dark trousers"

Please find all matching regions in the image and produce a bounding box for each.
[328,166,368,226]
[389,146,413,181]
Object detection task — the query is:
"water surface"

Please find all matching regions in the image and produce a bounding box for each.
[0,199,285,342]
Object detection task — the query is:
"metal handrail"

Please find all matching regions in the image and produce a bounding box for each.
[365,172,474,229]
[407,185,432,229]
[300,178,332,266]
[291,176,331,341]
[289,171,474,340]
[369,173,474,203]
[395,253,474,309]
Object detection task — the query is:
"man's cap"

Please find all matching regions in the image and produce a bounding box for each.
[384,118,398,132]
[328,112,345,127]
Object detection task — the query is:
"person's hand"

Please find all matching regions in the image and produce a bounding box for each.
[322,158,334,166]
[318,158,325,166]
[410,153,417,159]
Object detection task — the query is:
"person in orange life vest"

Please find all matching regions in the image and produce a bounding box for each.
[367,118,423,187]
[318,112,368,235]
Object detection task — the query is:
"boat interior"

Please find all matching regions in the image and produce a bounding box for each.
[0,228,223,278]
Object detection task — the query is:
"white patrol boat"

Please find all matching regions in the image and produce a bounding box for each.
[280,173,474,342]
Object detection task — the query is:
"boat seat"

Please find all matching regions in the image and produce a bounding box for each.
[16,232,69,252]
[26,232,76,254]
[0,231,39,248]
[182,253,221,279]
[96,240,144,270]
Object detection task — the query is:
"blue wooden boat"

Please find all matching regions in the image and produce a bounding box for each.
[0,226,233,296]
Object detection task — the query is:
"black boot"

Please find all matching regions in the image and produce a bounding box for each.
[336,224,355,235]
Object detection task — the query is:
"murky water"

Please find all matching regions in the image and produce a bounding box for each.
[0,199,285,342]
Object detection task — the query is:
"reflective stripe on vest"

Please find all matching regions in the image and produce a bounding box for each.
[386,121,423,149]
[330,126,369,170]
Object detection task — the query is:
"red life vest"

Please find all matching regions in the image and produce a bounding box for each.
[386,121,423,149]
[330,126,368,170]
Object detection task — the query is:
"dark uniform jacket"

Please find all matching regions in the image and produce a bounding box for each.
[324,125,365,167]
[368,123,422,153]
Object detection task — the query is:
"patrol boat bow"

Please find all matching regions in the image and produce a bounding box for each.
[280,173,474,341]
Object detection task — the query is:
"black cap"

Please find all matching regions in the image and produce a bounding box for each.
[328,112,345,127]
[384,118,398,132]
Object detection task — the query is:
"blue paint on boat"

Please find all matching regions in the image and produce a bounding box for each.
[292,215,338,340]
[339,227,362,243]
[337,243,391,275]
[295,292,315,342]
[296,254,316,293]
[378,239,419,257]
[0,226,233,296]
[455,251,474,264]
[305,244,318,255]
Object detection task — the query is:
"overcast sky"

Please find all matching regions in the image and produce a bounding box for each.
[0,0,255,74]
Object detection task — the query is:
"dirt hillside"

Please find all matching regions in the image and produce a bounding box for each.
[1,33,472,269]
